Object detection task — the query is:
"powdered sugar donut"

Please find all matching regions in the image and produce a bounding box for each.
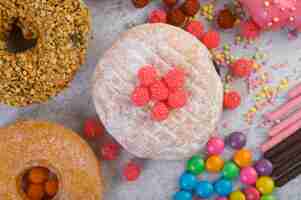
[92,23,223,160]
[239,0,301,30]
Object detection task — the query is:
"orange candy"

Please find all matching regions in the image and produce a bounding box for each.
[26,184,45,200]
[45,179,59,197]
[206,155,224,173]
[28,167,49,184]
[233,149,253,168]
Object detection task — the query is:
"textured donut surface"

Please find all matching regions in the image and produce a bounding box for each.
[93,23,223,160]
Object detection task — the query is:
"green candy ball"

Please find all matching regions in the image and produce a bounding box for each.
[222,161,239,180]
[261,194,276,200]
[186,155,205,175]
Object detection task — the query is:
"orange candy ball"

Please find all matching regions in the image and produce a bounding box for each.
[28,167,49,184]
[206,155,224,173]
[26,184,45,200]
[45,179,59,197]
[233,149,253,168]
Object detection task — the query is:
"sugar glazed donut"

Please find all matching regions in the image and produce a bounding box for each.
[0,120,103,199]
[93,23,223,160]
[0,0,91,107]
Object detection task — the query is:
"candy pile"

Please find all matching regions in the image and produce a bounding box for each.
[174,132,276,200]
[131,65,189,121]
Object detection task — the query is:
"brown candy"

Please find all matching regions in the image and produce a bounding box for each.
[132,0,150,8]
[26,184,45,200]
[217,9,237,29]
[181,0,200,17]
[167,8,187,26]
[28,167,49,184]
[162,0,177,7]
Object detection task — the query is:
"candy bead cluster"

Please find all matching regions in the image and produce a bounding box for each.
[131,65,189,121]
[174,132,276,200]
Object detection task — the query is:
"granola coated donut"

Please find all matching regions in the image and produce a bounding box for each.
[93,23,223,160]
[0,120,103,200]
[0,0,91,107]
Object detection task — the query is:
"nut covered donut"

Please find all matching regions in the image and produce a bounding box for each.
[93,23,223,160]
[0,120,103,200]
[0,0,91,107]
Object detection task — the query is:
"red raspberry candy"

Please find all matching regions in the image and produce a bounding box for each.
[150,80,169,101]
[100,142,121,160]
[201,30,220,49]
[223,91,241,110]
[84,118,105,138]
[164,68,186,90]
[138,65,158,87]
[231,58,253,78]
[151,102,170,121]
[123,161,141,181]
[148,9,167,23]
[168,89,188,109]
[131,86,150,107]
[185,20,204,39]
[240,19,261,40]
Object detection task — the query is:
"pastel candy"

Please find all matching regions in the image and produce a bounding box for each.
[239,0,301,30]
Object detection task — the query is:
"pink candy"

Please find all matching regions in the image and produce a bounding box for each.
[216,197,228,200]
[240,167,258,185]
[244,187,260,200]
[206,137,225,155]
[239,0,301,30]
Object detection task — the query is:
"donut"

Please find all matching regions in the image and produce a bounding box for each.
[0,0,91,107]
[92,23,223,160]
[239,0,301,30]
[0,120,103,199]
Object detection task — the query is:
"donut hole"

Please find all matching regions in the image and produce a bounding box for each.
[6,22,37,53]
[20,167,59,200]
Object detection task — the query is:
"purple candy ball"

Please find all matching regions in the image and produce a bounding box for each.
[254,159,273,176]
[227,132,247,150]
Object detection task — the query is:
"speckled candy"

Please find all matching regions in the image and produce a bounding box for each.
[179,172,198,190]
[230,190,246,200]
[256,176,275,195]
[214,179,233,197]
[206,137,225,155]
[254,159,273,176]
[174,190,193,200]
[240,167,258,185]
[187,155,205,175]
[196,181,214,199]
[227,132,247,150]
[222,161,240,180]
[233,149,253,168]
[244,187,260,200]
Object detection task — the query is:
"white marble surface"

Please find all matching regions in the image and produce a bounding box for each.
[1,0,301,199]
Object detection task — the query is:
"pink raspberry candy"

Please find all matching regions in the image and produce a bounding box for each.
[240,19,261,40]
[148,9,167,23]
[151,102,170,121]
[150,80,169,101]
[168,89,188,109]
[138,65,158,87]
[131,86,150,107]
[164,68,186,90]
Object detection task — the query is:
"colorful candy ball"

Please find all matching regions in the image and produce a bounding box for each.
[206,137,225,155]
[256,176,275,195]
[216,197,228,200]
[222,161,240,180]
[214,179,233,197]
[240,167,258,185]
[196,181,214,199]
[206,155,224,173]
[233,149,253,168]
[260,194,276,200]
[244,187,260,200]
[230,190,246,200]
[186,155,205,175]
[254,159,273,176]
[173,190,193,200]
[179,172,198,191]
[227,132,247,150]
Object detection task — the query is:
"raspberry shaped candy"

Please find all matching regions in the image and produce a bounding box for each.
[138,65,158,86]
[164,68,186,90]
[201,30,220,49]
[223,91,241,110]
[150,80,169,101]
[131,86,150,107]
[100,142,121,161]
[185,21,204,39]
[84,118,105,138]
[123,161,142,181]
[240,19,261,40]
[162,0,177,7]
[151,102,170,121]
[148,9,167,24]
[168,89,188,109]
[181,0,200,17]
[231,58,253,78]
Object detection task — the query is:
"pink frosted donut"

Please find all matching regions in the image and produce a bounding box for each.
[239,0,301,30]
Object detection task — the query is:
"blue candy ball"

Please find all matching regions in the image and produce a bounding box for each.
[196,181,214,198]
[214,179,233,197]
[173,191,193,200]
[179,172,198,190]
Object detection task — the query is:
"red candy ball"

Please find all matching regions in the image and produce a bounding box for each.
[123,161,141,181]
[231,58,253,78]
[83,118,105,138]
[201,31,220,49]
[100,142,121,161]
[240,19,261,40]
[223,91,241,110]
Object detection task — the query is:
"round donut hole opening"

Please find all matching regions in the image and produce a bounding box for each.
[21,166,59,200]
[6,22,37,53]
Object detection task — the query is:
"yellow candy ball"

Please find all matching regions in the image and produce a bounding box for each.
[256,176,275,195]
[233,149,253,168]
[230,190,246,200]
[206,155,224,173]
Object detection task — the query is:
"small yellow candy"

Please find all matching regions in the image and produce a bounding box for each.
[230,190,246,200]
[256,176,275,195]
[206,155,224,173]
[233,149,253,168]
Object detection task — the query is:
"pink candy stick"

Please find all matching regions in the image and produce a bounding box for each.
[265,95,301,121]
[261,118,301,152]
[269,108,301,137]
[288,83,301,99]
